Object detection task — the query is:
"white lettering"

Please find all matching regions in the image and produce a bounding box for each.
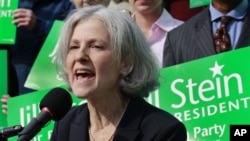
[193,124,226,138]
[0,0,11,7]
[171,73,244,109]
[171,79,186,108]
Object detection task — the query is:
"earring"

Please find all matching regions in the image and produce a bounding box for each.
[121,71,127,77]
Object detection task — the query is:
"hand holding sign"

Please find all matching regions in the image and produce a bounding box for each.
[1,95,10,115]
[12,8,36,30]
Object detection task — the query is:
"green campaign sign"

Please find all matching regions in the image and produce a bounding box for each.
[148,47,250,140]
[0,0,18,44]
[0,50,7,129]
[25,20,66,90]
[7,87,83,141]
[7,47,250,140]
[190,0,210,8]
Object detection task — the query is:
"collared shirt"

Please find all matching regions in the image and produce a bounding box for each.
[132,9,183,67]
[210,0,248,49]
[148,9,183,67]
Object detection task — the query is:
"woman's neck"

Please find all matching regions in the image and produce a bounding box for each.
[87,95,129,129]
[87,96,129,141]
[134,8,163,38]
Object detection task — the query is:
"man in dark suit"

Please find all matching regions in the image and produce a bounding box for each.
[163,0,250,67]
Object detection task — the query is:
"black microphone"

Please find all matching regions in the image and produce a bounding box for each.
[18,87,73,141]
[1,125,23,138]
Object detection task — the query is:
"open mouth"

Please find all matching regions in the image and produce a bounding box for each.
[75,69,95,81]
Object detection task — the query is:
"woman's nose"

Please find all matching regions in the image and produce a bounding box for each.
[75,48,89,61]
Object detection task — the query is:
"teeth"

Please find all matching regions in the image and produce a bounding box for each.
[77,70,89,74]
[75,69,94,76]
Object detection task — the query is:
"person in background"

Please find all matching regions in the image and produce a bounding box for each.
[109,0,133,14]
[7,0,75,95]
[163,0,250,67]
[129,0,183,67]
[1,0,75,114]
[72,0,110,8]
[51,5,187,141]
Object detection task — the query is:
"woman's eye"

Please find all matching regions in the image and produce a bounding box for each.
[91,45,103,49]
[69,45,79,50]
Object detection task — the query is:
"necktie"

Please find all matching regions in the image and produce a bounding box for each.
[214,16,232,53]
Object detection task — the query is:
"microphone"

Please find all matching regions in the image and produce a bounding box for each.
[1,125,23,138]
[18,87,73,141]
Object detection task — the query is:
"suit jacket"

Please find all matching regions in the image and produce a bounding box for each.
[163,5,250,67]
[50,98,187,141]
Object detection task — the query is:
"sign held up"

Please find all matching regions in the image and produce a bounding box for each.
[0,0,18,44]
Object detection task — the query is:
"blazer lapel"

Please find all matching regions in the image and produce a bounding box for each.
[236,6,250,48]
[114,98,146,141]
[194,8,216,55]
[66,99,148,141]
[69,105,89,141]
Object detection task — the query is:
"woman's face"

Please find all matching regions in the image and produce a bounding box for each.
[73,0,110,8]
[129,0,162,14]
[65,18,124,99]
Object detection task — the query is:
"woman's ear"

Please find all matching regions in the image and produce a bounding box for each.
[120,60,133,76]
[120,62,127,76]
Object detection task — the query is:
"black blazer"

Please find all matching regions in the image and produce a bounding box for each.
[51,98,187,141]
[163,4,250,67]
